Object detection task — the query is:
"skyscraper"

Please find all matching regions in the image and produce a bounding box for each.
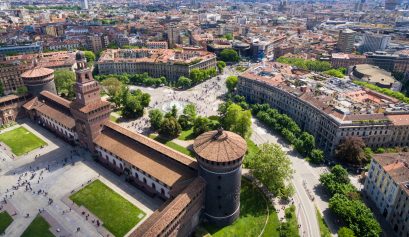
[80,0,89,10]
[337,29,356,53]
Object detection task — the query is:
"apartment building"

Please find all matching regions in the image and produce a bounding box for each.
[337,29,356,53]
[237,62,409,156]
[97,49,217,81]
[364,153,409,237]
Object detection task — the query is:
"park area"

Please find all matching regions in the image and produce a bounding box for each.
[69,180,146,237]
[203,179,280,237]
[21,215,54,237]
[0,211,13,234]
[0,126,47,156]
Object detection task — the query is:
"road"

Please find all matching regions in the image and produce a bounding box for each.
[251,119,340,236]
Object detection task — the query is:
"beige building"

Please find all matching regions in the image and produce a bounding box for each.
[97,48,217,81]
[364,153,409,237]
[238,62,409,156]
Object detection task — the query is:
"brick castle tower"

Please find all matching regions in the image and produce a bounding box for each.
[70,51,111,151]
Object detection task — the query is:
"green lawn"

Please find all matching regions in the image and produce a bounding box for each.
[0,212,13,234]
[279,205,300,237]
[70,180,145,237]
[110,115,119,123]
[149,134,195,157]
[21,215,54,237]
[178,128,195,141]
[316,209,331,237]
[204,179,280,237]
[0,126,47,156]
[243,139,260,168]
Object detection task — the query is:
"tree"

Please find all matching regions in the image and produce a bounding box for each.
[84,51,96,66]
[149,109,163,130]
[159,116,182,137]
[232,109,252,138]
[221,103,252,138]
[121,89,150,118]
[309,149,325,164]
[217,61,226,73]
[178,115,191,130]
[183,104,197,120]
[101,77,123,96]
[249,143,294,198]
[329,194,381,237]
[166,105,178,118]
[193,116,212,136]
[224,33,233,40]
[335,136,369,165]
[16,86,28,95]
[219,49,240,62]
[226,76,238,92]
[177,76,192,88]
[338,227,356,237]
[295,132,315,156]
[54,70,76,99]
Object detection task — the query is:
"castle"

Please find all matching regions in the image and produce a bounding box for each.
[21,51,247,236]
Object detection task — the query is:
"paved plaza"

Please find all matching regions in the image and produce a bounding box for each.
[0,120,162,237]
[122,67,233,134]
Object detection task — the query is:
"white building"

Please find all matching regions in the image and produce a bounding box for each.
[364,153,409,236]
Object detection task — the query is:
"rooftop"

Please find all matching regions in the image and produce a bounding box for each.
[94,122,197,188]
[373,153,409,196]
[239,62,409,125]
[98,48,216,65]
[193,129,247,163]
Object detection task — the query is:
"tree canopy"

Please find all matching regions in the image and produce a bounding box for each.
[220,103,252,138]
[54,70,76,99]
[335,136,369,165]
[219,49,240,62]
[159,116,182,138]
[121,89,150,119]
[248,143,294,199]
[149,109,163,131]
[276,57,331,72]
[226,76,238,92]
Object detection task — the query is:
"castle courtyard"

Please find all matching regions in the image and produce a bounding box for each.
[0,120,162,237]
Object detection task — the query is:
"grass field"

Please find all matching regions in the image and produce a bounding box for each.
[178,128,195,141]
[70,180,145,237]
[0,212,13,234]
[0,126,47,156]
[243,139,260,168]
[279,205,300,237]
[149,134,195,157]
[316,209,331,237]
[110,115,119,123]
[21,215,54,237]
[204,179,280,237]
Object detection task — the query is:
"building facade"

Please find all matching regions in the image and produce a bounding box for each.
[337,29,356,53]
[364,153,409,237]
[237,62,409,157]
[360,33,391,53]
[97,49,217,81]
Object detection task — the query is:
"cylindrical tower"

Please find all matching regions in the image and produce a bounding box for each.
[193,129,247,227]
[21,61,56,96]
